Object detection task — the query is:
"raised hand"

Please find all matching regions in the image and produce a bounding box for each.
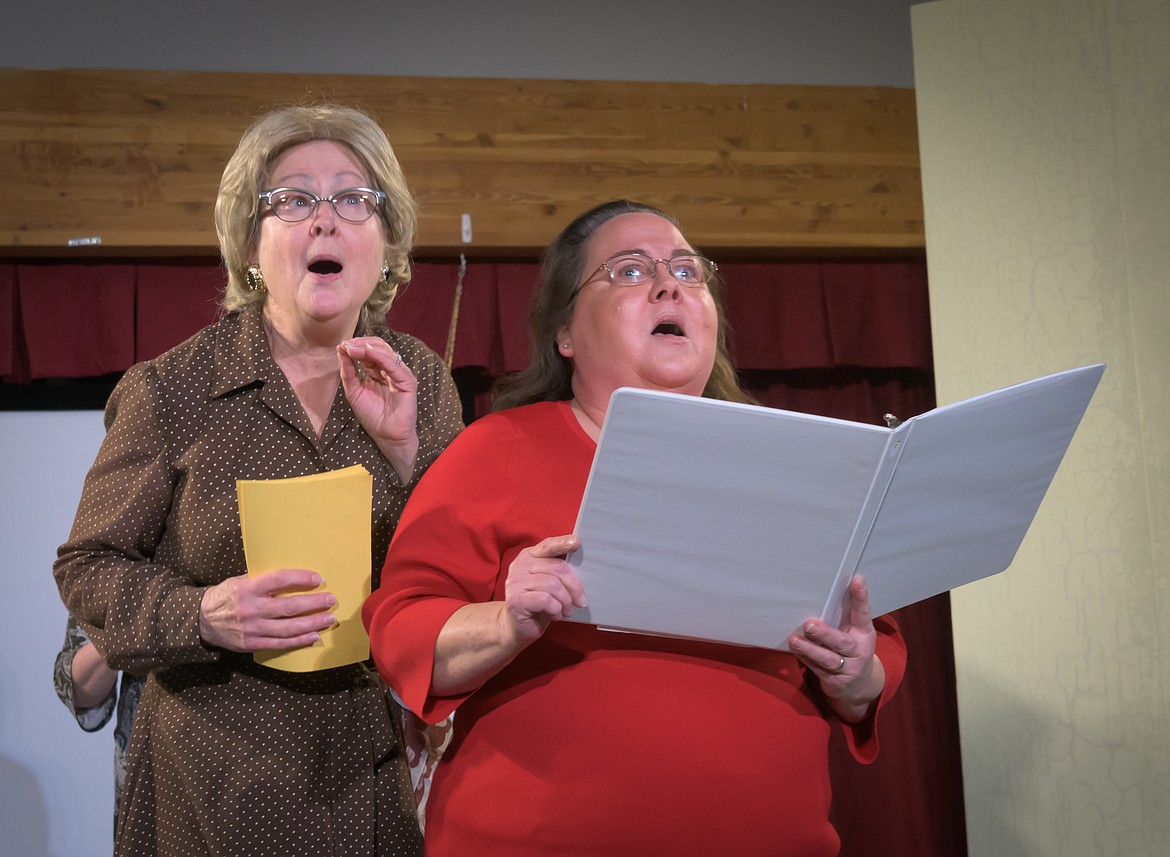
[338,337,419,481]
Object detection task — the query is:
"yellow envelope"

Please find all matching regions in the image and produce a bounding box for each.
[237,464,372,672]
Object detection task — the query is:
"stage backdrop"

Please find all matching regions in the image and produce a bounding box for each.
[0,256,964,856]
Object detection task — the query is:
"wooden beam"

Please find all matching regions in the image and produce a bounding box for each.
[0,68,923,257]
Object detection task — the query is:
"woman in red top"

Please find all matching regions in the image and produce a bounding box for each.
[364,200,906,857]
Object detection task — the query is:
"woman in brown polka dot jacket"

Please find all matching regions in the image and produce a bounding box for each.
[54,104,464,857]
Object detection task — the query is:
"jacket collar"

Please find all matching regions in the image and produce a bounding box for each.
[209,306,357,447]
[209,306,272,400]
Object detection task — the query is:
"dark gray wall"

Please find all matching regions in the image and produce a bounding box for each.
[4,0,919,87]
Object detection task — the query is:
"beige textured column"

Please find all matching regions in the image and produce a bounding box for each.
[910,0,1169,854]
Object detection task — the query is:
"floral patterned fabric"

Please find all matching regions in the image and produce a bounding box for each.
[53,614,144,836]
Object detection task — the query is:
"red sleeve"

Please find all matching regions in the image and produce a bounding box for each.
[837,612,907,763]
[362,414,520,724]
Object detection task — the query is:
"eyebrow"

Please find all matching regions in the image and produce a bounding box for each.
[270,170,368,188]
[609,248,697,258]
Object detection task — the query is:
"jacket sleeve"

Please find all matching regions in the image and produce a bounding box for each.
[53,614,117,731]
[53,362,217,675]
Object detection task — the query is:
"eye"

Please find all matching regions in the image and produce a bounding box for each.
[336,191,366,208]
[671,258,702,281]
[613,257,652,283]
[276,191,313,211]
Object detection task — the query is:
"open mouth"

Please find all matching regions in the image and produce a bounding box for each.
[308,259,343,275]
[652,322,685,336]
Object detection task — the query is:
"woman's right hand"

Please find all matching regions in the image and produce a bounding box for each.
[198,569,337,652]
[430,534,586,697]
[502,534,588,644]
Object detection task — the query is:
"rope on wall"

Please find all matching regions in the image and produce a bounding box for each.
[444,253,467,367]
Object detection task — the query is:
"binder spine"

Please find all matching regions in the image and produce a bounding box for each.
[819,421,912,626]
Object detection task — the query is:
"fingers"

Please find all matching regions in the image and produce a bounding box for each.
[787,576,878,687]
[255,567,322,595]
[249,612,337,649]
[528,534,580,560]
[788,622,851,677]
[525,535,586,609]
[250,569,337,617]
[504,536,587,636]
[785,577,886,718]
[200,570,340,652]
[338,338,416,390]
[847,575,874,629]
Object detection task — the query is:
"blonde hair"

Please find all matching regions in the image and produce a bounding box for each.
[214,103,417,331]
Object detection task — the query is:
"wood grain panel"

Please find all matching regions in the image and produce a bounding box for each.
[0,69,923,257]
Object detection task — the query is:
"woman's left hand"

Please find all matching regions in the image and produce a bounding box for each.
[338,337,420,483]
[788,575,887,723]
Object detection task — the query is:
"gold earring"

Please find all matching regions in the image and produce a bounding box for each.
[380,265,391,284]
[245,264,266,292]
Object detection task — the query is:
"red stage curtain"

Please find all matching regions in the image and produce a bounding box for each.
[0,258,965,856]
[12,264,136,381]
[0,265,16,379]
[135,265,229,360]
[1,259,933,383]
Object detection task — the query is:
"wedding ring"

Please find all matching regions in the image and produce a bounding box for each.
[833,655,846,674]
[394,354,403,366]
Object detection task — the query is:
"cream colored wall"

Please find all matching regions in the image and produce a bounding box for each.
[910,0,1169,855]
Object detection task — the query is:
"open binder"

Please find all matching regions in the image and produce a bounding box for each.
[566,363,1105,650]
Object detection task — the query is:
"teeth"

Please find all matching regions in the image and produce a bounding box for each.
[653,322,684,336]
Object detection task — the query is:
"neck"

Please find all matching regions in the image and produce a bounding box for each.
[263,307,355,360]
[262,312,343,437]
[568,395,606,442]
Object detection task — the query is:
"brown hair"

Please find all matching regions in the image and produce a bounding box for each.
[214,103,417,332]
[493,199,752,411]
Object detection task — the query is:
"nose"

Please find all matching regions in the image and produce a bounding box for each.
[310,200,339,235]
[655,265,683,302]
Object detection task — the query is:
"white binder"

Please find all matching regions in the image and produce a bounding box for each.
[566,363,1105,649]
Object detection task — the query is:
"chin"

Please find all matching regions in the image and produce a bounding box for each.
[642,376,707,396]
[303,296,358,320]
[643,361,710,391]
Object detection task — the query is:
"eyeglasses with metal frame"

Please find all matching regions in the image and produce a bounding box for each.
[579,253,718,292]
[258,187,387,224]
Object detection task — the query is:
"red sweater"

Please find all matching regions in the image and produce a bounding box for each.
[365,401,906,857]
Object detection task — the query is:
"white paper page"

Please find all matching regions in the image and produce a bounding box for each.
[567,389,888,649]
[857,363,1105,617]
